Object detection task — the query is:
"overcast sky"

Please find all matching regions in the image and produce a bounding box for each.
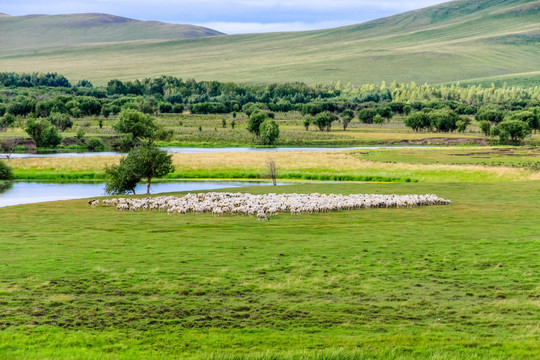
[1,0,449,34]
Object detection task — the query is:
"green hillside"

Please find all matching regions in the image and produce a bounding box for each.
[0,0,539,86]
[0,13,224,52]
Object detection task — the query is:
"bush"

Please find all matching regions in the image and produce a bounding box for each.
[25,118,62,148]
[314,112,337,132]
[491,120,531,143]
[357,108,377,124]
[479,120,491,137]
[303,116,312,131]
[114,109,158,140]
[404,112,430,132]
[48,113,73,132]
[0,114,15,130]
[172,103,184,113]
[159,102,173,114]
[86,137,105,151]
[112,133,135,151]
[259,119,280,145]
[475,107,504,124]
[247,112,269,137]
[428,109,459,132]
[0,160,14,180]
[373,114,385,125]
[456,116,471,133]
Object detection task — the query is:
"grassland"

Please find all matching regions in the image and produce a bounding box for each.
[6,146,540,184]
[0,13,223,52]
[1,180,539,359]
[0,0,538,85]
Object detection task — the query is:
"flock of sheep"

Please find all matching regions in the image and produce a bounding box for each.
[96,192,452,220]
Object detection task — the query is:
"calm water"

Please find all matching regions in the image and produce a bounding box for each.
[0,146,433,159]
[0,181,286,208]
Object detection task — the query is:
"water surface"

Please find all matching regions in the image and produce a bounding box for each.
[1,146,433,159]
[0,181,285,208]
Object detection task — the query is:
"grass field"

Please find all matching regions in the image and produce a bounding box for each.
[6,147,540,183]
[6,111,537,151]
[1,181,539,359]
[1,0,538,85]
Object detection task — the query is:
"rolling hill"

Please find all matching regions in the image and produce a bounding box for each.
[0,0,539,86]
[0,13,224,51]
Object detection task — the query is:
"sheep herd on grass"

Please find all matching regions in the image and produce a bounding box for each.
[94,192,451,220]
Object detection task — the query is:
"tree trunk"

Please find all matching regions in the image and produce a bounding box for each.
[146,178,151,194]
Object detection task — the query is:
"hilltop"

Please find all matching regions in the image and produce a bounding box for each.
[0,0,538,86]
[0,13,224,51]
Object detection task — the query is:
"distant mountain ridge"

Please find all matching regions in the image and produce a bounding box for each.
[0,0,538,86]
[0,13,224,51]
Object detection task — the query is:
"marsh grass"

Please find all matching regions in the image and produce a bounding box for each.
[6,149,539,183]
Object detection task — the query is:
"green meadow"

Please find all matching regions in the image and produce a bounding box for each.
[1,0,539,86]
[1,181,539,359]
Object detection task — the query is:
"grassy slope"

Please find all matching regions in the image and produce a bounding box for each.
[0,0,538,85]
[1,181,539,359]
[0,13,224,52]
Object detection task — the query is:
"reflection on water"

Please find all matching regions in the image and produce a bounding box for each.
[0,181,286,208]
[0,181,13,194]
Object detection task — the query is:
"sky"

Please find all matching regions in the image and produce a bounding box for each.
[1,0,449,34]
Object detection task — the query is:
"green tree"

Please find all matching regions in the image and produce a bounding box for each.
[0,160,14,180]
[357,108,377,124]
[456,116,471,133]
[314,112,337,132]
[48,113,73,132]
[113,109,158,140]
[491,121,531,143]
[25,118,62,148]
[0,114,16,130]
[428,109,459,132]
[475,107,504,124]
[340,109,354,130]
[259,119,280,145]
[247,112,269,137]
[105,143,174,195]
[404,112,430,132]
[372,114,385,125]
[479,120,491,137]
[303,116,312,131]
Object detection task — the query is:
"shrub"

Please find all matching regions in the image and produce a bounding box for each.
[48,113,73,132]
[404,112,430,132]
[259,119,280,145]
[0,114,16,130]
[491,120,531,143]
[314,112,337,132]
[159,102,173,114]
[303,116,312,131]
[456,116,471,133]
[475,107,504,124]
[373,114,385,125]
[0,160,14,180]
[172,103,184,113]
[86,137,105,151]
[25,118,62,148]
[357,108,377,124]
[428,109,459,132]
[479,120,491,137]
[113,109,158,140]
[247,111,269,137]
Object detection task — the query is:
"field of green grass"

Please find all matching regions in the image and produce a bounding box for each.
[1,180,539,359]
[0,0,538,86]
[0,13,223,52]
